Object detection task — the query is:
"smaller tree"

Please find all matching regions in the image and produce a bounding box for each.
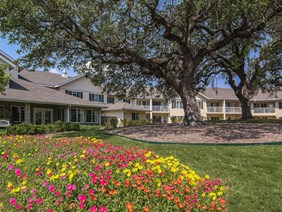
[0,64,9,94]
[211,33,281,119]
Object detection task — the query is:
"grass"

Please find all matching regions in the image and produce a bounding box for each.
[0,128,6,135]
[54,127,282,212]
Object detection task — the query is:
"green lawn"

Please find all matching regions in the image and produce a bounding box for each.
[0,129,6,135]
[54,128,282,211]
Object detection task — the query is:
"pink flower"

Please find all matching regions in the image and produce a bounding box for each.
[8,164,14,170]
[36,171,41,175]
[55,191,61,197]
[66,191,72,197]
[27,197,34,204]
[15,168,21,176]
[42,181,48,187]
[99,205,108,212]
[88,190,95,195]
[90,206,97,212]
[16,204,21,210]
[37,197,43,204]
[78,194,87,203]
[99,178,108,186]
[10,198,16,206]
[48,209,53,212]
[49,185,55,193]
[27,204,33,210]
[79,203,85,209]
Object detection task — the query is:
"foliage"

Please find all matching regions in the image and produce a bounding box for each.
[122,119,151,127]
[1,0,280,124]
[105,118,118,129]
[0,64,10,93]
[6,122,80,135]
[0,135,227,211]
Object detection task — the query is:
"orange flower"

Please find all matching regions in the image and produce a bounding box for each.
[143,205,149,212]
[201,205,207,210]
[216,207,222,211]
[174,197,180,203]
[177,202,184,209]
[144,188,150,193]
[116,181,121,187]
[126,202,134,212]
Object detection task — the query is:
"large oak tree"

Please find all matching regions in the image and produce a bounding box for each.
[0,0,281,125]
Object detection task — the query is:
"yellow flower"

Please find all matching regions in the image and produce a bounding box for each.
[7,182,13,188]
[205,175,210,179]
[11,187,21,193]
[105,162,110,167]
[22,180,27,185]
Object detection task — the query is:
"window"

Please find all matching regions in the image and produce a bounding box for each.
[107,97,115,104]
[197,101,203,109]
[0,105,5,118]
[65,90,83,98]
[123,99,131,104]
[172,100,183,109]
[86,109,99,123]
[153,101,161,106]
[153,116,162,123]
[132,113,139,120]
[279,102,282,109]
[11,106,25,122]
[211,117,219,120]
[89,93,104,102]
[70,108,84,123]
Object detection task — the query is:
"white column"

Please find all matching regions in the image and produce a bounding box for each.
[98,109,101,125]
[223,100,226,120]
[24,104,31,123]
[67,106,70,122]
[149,98,153,119]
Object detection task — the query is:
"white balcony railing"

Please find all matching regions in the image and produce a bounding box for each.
[254,108,275,113]
[207,107,223,113]
[137,105,150,109]
[152,106,169,112]
[225,107,241,113]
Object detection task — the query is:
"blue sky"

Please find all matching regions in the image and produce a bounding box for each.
[1,37,230,88]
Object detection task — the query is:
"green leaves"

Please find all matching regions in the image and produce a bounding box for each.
[0,64,10,93]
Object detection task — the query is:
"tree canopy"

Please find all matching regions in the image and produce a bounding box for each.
[0,64,9,93]
[0,0,281,124]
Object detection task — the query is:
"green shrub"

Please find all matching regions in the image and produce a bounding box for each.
[6,123,45,135]
[6,122,81,135]
[105,118,118,129]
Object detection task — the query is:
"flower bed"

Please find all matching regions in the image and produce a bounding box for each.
[0,136,227,211]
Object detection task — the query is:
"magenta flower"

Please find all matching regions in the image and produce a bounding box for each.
[8,164,14,170]
[99,205,108,212]
[15,168,21,176]
[78,194,87,203]
[42,181,48,187]
[16,204,21,210]
[88,189,95,195]
[79,203,85,209]
[10,198,16,206]
[49,185,55,193]
[90,206,97,212]
[37,197,43,204]
[27,204,33,210]
[99,178,108,186]
[55,191,61,197]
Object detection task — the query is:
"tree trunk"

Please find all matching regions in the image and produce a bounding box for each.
[178,89,202,126]
[237,94,253,120]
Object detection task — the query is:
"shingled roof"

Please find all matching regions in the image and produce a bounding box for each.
[19,69,70,87]
[0,76,107,108]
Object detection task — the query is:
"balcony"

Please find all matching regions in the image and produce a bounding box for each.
[207,107,223,113]
[225,107,241,113]
[253,107,275,113]
[137,105,150,109]
[152,106,169,112]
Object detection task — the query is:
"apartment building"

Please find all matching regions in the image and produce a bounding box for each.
[1,50,282,126]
